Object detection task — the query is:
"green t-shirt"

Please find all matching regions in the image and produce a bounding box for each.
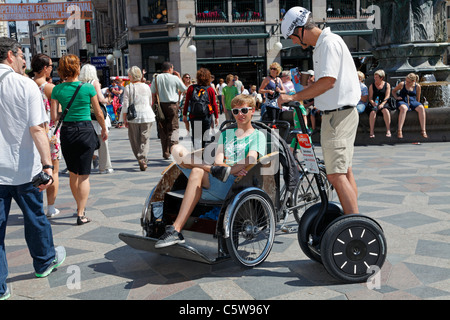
[51,81,97,122]
[218,128,267,166]
[222,85,239,110]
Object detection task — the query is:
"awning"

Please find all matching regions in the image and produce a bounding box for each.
[193,33,270,40]
[333,30,374,37]
[197,57,265,64]
[129,36,180,44]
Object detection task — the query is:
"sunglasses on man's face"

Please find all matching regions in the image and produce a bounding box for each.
[232,107,251,115]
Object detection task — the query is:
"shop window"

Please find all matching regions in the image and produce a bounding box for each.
[196,0,228,22]
[326,0,356,19]
[139,0,168,25]
[141,42,169,73]
[231,0,264,22]
[280,1,311,19]
[196,38,265,59]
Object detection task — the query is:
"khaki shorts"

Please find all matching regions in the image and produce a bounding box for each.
[320,107,358,175]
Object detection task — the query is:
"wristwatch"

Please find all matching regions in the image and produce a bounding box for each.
[42,165,54,170]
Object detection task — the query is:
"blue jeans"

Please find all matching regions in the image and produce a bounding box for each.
[0,183,56,295]
[178,166,236,201]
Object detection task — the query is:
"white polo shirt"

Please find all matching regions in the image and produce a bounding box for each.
[313,27,361,111]
[0,65,48,185]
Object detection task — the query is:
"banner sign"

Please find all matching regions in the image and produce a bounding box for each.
[90,56,107,69]
[0,1,92,21]
[296,133,320,174]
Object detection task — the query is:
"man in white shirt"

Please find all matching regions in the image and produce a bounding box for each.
[279,7,361,215]
[151,61,187,159]
[0,37,65,300]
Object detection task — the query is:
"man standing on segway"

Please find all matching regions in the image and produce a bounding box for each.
[278,7,361,215]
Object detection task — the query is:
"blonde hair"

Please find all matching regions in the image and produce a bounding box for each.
[374,69,385,79]
[231,94,256,109]
[269,62,282,74]
[357,71,365,82]
[128,66,142,82]
[406,73,419,82]
[79,64,99,82]
[226,74,234,84]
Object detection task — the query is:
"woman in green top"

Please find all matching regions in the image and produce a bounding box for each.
[51,54,108,225]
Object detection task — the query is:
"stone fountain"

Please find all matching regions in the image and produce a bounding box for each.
[371,0,450,108]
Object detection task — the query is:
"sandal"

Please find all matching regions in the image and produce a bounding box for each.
[386,131,391,138]
[77,215,92,225]
[421,131,428,138]
[397,130,403,139]
[369,133,375,139]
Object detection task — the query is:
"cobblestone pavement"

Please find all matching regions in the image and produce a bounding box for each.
[4,115,450,300]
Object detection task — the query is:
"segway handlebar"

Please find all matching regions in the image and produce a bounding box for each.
[286,101,329,243]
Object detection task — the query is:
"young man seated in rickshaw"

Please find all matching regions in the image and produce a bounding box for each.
[155,94,267,248]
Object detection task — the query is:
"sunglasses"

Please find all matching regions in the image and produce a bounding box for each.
[270,67,278,70]
[232,107,251,115]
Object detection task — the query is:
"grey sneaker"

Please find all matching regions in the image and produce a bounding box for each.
[35,246,66,278]
[0,286,10,301]
[210,166,231,182]
[155,225,185,248]
[92,155,99,169]
[46,207,60,218]
[99,168,114,174]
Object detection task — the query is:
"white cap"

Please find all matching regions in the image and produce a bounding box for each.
[281,7,311,39]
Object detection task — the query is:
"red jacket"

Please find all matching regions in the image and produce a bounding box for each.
[183,85,219,119]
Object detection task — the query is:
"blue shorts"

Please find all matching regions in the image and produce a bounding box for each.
[397,100,422,111]
[178,166,236,201]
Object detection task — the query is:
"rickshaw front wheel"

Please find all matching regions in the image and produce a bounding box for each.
[225,189,276,268]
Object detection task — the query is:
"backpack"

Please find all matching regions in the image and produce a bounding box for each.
[189,85,211,117]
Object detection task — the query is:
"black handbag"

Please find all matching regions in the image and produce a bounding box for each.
[91,103,108,120]
[126,84,137,121]
[152,75,165,122]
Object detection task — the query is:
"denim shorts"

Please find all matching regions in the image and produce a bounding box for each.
[178,166,236,201]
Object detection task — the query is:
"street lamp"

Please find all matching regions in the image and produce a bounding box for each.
[113,49,122,76]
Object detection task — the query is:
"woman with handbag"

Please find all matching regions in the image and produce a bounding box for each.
[30,53,61,218]
[79,64,114,174]
[122,66,156,171]
[51,54,108,225]
[258,62,286,121]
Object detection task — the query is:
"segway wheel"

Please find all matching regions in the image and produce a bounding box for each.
[320,215,387,283]
[297,206,322,262]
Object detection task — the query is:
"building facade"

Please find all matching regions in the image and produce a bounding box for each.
[91,0,376,86]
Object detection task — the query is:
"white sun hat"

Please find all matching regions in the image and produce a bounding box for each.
[281,7,311,39]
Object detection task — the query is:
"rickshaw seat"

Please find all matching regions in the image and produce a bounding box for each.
[165,189,224,206]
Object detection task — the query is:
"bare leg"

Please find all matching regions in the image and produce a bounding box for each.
[327,167,359,214]
[369,110,376,137]
[69,172,90,217]
[381,108,391,136]
[172,167,210,232]
[397,105,408,138]
[415,105,427,136]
